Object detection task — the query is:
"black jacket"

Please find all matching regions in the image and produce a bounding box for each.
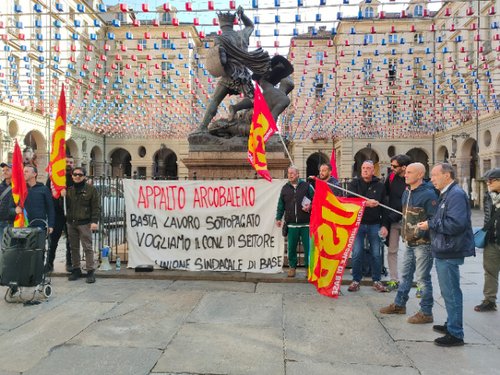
[276,179,313,225]
[383,172,407,227]
[0,180,16,224]
[483,191,500,245]
[25,182,56,229]
[348,176,386,225]
[66,181,100,225]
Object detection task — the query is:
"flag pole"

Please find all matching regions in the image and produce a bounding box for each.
[311,177,402,216]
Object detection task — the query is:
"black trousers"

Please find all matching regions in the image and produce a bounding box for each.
[47,215,71,267]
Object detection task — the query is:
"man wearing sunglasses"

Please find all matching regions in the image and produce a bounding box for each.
[474,168,500,312]
[382,154,411,291]
[66,167,100,284]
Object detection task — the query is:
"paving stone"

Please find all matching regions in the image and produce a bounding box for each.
[287,361,420,375]
[24,345,161,375]
[0,301,115,373]
[187,291,282,327]
[169,280,256,293]
[153,324,284,375]
[70,291,203,348]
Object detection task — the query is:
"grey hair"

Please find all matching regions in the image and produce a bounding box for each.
[434,162,456,180]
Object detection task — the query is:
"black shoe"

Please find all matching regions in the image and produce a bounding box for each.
[433,324,448,334]
[434,334,464,347]
[68,268,82,281]
[474,300,497,312]
[86,270,96,284]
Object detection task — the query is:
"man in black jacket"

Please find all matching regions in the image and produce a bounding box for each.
[0,163,16,237]
[276,166,313,278]
[474,167,500,312]
[347,160,388,292]
[46,156,74,272]
[382,154,411,290]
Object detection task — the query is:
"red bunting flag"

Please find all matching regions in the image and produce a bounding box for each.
[47,85,67,198]
[308,179,365,298]
[247,83,278,182]
[11,140,28,227]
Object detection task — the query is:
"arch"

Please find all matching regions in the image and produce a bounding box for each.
[90,145,103,176]
[461,138,478,179]
[153,147,178,179]
[110,148,132,177]
[436,145,449,163]
[66,139,79,159]
[353,147,380,177]
[406,148,429,176]
[306,152,329,178]
[23,130,46,167]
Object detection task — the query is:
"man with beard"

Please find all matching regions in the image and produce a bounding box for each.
[45,156,74,272]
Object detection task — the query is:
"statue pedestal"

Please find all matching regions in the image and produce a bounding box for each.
[183,150,289,179]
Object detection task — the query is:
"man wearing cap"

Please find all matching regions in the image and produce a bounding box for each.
[0,162,16,237]
[474,167,500,312]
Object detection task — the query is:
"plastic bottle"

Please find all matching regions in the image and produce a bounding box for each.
[116,256,121,271]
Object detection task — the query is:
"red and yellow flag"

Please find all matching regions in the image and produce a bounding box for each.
[308,179,365,298]
[11,140,28,227]
[47,85,66,198]
[247,83,278,182]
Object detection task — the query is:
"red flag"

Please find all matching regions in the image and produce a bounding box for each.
[11,140,28,227]
[330,148,338,179]
[308,179,365,298]
[247,83,278,182]
[48,85,66,198]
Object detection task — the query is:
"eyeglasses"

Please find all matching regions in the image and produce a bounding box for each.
[391,164,400,168]
[72,173,84,177]
[487,178,500,183]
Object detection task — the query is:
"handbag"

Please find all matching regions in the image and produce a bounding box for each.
[473,228,487,248]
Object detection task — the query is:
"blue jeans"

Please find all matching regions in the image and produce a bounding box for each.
[435,257,465,339]
[395,244,434,315]
[352,224,382,282]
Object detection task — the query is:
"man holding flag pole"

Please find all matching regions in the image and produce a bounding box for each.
[45,85,74,272]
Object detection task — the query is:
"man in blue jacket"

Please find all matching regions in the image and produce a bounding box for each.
[276,166,314,278]
[418,163,475,347]
[380,163,438,323]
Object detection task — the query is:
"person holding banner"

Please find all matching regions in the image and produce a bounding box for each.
[276,166,314,278]
[347,160,388,292]
[380,162,438,324]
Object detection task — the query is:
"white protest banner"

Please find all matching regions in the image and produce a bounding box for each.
[123,179,285,273]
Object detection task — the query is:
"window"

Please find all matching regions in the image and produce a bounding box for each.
[161,39,171,49]
[117,13,125,22]
[364,34,373,45]
[364,6,374,18]
[388,34,398,44]
[139,39,147,49]
[162,13,172,23]
[315,73,324,98]
[414,5,423,17]
[316,51,324,63]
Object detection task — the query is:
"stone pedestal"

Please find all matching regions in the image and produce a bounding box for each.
[183,151,289,179]
[184,132,290,179]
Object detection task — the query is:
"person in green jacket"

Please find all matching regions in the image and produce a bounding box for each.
[66,167,100,284]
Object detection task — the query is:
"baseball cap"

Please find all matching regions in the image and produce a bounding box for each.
[0,163,12,168]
